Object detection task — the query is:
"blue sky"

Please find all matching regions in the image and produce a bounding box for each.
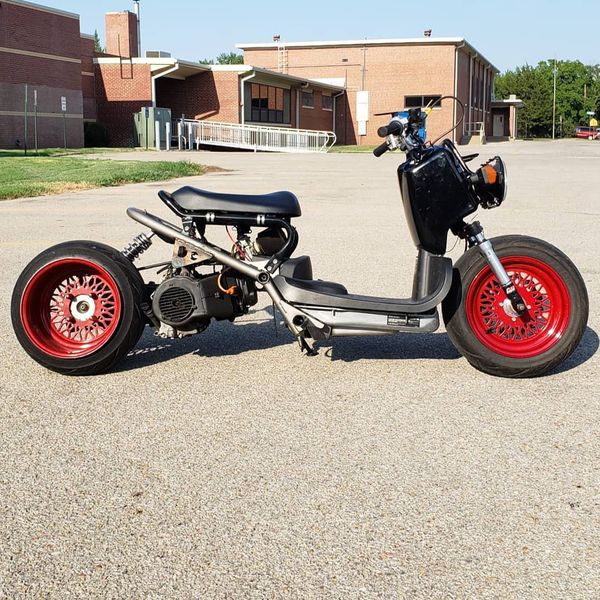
[41,0,598,72]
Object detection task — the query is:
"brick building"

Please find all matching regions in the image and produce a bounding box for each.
[93,10,344,147]
[1,1,506,150]
[0,0,89,148]
[238,38,499,145]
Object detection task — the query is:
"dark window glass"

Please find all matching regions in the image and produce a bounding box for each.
[302,91,314,108]
[322,94,333,110]
[404,96,421,108]
[405,95,442,109]
[248,83,291,124]
[423,95,442,108]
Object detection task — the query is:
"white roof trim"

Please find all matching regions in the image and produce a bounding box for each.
[81,33,96,41]
[1,0,79,20]
[237,37,499,72]
[209,65,252,72]
[237,37,465,49]
[249,66,345,91]
[94,57,208,68]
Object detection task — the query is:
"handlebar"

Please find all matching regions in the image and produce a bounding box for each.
[373,142,389,157]
[377,120,403,138]
[373,120,404,157]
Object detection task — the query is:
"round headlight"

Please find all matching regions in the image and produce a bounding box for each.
[473,156,507,208]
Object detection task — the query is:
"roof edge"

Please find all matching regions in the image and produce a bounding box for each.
[237,36,499,73]
[236,37,465,50]
[1,0,79,20]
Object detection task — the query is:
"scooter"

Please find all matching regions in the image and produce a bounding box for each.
[11,105,589,377]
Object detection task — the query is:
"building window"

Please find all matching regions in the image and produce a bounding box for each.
[322,94,333,111]
[301,91,314,108]
[404,95,442,109]
[250,83,289,124]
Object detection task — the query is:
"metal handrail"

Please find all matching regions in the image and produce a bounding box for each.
[465,121,485,134]
[174,119,336,153]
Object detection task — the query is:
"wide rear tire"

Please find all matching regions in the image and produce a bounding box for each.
[11,241,146,375]
[442,235,588,378]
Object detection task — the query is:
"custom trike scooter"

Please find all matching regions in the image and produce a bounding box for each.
[12,101,589,377]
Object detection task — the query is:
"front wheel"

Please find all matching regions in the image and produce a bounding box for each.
[442,235,588,378]
[11,241,146,375]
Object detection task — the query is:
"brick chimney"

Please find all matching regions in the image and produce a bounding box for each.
[105,11,139,58]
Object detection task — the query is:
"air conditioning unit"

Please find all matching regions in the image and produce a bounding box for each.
[145,50,171,58]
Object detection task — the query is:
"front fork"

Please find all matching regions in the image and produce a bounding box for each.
[460,221,527,315]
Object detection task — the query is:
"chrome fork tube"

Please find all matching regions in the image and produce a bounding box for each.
[464,221,526,315]
[474,238,511,287]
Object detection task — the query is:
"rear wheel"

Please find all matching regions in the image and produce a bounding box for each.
[12,241,146,375]
[442,235,588,377]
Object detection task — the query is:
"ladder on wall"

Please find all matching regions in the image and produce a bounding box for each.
[277,43,288,74]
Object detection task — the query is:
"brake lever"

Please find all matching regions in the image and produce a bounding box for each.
[461,153,479,163]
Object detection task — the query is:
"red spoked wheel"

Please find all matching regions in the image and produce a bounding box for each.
[12,242,146,375]
[443,235,588,378]
[465,256,570,358]
[21,259,122,358]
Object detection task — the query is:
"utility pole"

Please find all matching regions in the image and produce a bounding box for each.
[34,89,38,155]
[552,60,558,140]
[24,84,28,156]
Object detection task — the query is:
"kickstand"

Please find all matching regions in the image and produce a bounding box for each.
[298,335,318,356]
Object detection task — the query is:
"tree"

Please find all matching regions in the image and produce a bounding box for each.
[495,60,600,137]
[216,52,244,65]
[93,30,105,54]
[199,52,244,65]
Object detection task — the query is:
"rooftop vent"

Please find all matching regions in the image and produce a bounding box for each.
[145,50,171,58]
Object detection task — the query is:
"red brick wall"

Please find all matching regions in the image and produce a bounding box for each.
[95,63,152,145]
[0,1,84,148]
[156,71,241,123]
[105,12,138,58]
[297,89,335,131]
[456,48,494,138]
[0,2,81,59]
[244,44,461,144]
[81,36,97,120]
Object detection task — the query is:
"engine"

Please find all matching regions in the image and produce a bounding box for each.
[152,272,257,332]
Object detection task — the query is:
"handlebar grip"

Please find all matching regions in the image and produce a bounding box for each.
[377,121,404,138]
[373,142,389,157]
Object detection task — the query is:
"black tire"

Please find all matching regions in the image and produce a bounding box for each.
[442,235,588,378]
[11,241,146,376]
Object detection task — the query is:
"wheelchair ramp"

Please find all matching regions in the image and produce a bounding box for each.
[175,119,336,153]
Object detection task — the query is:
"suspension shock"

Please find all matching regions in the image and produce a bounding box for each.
[121,232,153,262]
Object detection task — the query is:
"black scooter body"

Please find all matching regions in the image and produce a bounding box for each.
[399,143,478,255]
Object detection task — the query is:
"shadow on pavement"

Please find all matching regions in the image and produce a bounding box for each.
[118,318,288,372]
[321,332,460,362]
[549,326,599,375]
[118,319,461,372]
[118,311,597,374]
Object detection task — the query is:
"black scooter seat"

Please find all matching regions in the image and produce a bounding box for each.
[161,186,301,217]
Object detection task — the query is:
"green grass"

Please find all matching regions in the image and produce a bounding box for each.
[0,156,205,200]
[0,147,140,158]
[329,144,377,153]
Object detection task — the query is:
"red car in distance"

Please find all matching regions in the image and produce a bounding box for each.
[575,126,600,140]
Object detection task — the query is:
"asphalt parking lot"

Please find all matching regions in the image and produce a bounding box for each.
[1,139,599,598]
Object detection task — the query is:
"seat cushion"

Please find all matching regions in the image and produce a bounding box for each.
[165,186,301,217]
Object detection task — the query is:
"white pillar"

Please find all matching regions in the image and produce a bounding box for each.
[177,122,183,150]
[188,128,193,151]
[155,120,161,151]
[165,121,171,151]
